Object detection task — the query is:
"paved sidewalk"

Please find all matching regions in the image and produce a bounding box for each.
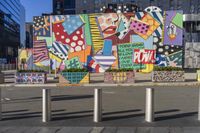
[0,126,199,133]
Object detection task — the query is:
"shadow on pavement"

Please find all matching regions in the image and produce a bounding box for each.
[1,108,197,123]
[2,109,66,121]
[155,109,180,114]
[155,112,197,121]
[103,109,181,121]
[52,95,93,101]
[5,95,93,102]
[2,109,29,114]
[103,109,142,115]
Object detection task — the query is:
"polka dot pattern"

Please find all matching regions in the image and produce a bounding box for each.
[53,22,85,52]
[153,36,182,55]
[130,20,149,35]
[34,16,45,28]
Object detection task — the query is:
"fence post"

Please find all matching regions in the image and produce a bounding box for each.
[145,88,154,122]
[42,89,51,122]
[94,88,102,122]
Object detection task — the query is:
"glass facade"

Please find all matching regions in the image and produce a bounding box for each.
[0,0,25,63]
[0,0,21,24]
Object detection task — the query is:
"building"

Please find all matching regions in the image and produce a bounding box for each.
[0,0,25,63]
[53,0,75,15]
[20,4,26,48]
[25,22,33,48]
[52,0,200,14]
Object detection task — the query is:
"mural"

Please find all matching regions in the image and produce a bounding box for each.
[28,7,184,73]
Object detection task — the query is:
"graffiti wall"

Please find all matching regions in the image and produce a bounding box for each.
[30,7,184,73]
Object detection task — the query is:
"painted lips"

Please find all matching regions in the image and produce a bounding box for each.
[103,26,117,34]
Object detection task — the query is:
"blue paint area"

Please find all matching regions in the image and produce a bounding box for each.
[131,35,153,49]
[62,16,84,35]
[156,54,167,67]
[103,40,112,56]
[117,19,126,33]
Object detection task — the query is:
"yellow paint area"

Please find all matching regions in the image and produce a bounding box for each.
[140,64,154,73]
[197,70,200,82]
[80,73,90,84]
[113,72,127,82]
[19,49,28,61]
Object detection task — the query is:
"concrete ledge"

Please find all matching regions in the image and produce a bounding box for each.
[0,82,199,88]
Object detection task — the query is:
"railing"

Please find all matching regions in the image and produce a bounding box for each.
[0,64,16,71]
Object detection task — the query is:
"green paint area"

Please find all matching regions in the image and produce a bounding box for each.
[81,14,92,46]
[117,43,146,69]
[61,72,88,84]
[172,13,183,29]
[64,57,82,69]
[167,50,183,67]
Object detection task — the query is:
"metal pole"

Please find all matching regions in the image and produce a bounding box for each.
[54,60,57,78]
[198,87,200,120]
[145,88,154,122]
[42,89,51,122]
[94,88,102,122]
[16,57,18,71]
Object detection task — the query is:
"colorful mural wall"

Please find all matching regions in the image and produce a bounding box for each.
[29,7,184,73]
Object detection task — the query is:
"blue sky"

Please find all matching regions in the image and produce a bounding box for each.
[20,0,52,22]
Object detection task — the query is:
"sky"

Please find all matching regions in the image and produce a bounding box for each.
[20,0,52,22]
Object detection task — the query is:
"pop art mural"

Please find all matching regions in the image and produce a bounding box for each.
[29,7,184,73]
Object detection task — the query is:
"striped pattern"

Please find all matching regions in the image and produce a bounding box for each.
[52,41,69,57]
[33,40,49,63]
[87,56,105,73]
[89,14,104,54]
[93,55,116,70]
[135,12,145,20]
[150,12,164,37]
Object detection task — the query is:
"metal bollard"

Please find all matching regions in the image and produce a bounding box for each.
[42,89,51,122]
[145,88,154,122]
[94,88,102,122]
[198,88,200,120]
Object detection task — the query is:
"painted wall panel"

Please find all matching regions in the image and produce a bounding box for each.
[24,7,185,72]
